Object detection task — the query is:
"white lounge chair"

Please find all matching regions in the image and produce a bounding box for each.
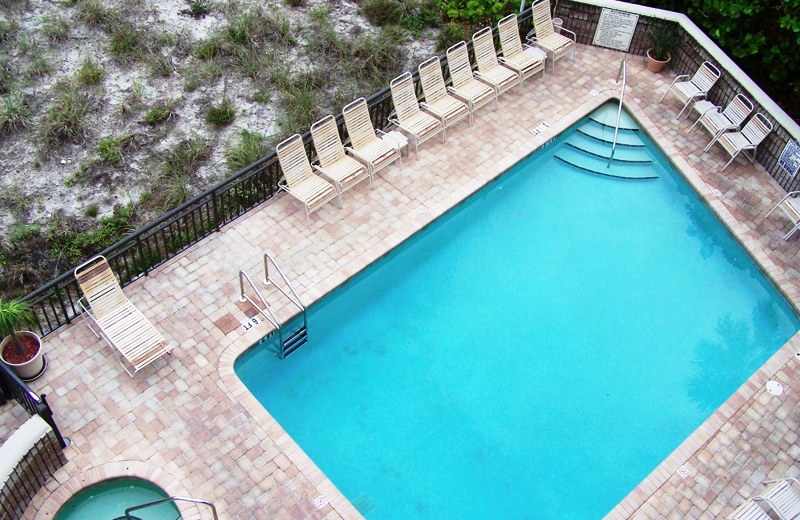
[689,93,754,147]
[659,61,721,119]
[766,192,800,240]
[473,26,521,97]
[497,13,545,88]
[755,478,800,520]
[389,72,444,157]
[527,0,576,72]
[418,56,471,139]
[706,112,772,170]
[342,97,401,177]
[446,41,497,114]
[310,115,373,200]
[276,134,339,220]
[726,499,772,520]
[75,255,172,377]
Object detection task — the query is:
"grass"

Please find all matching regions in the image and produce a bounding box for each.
[0,54,13,94]
[183,60,221,91]
[109,24,145,62]
[0,184,34,221]
[84,204,98,218]
[206,97,235,126]
[40,80,95,148]
[437,21,466,50]
[225,130,269,172]
[77,58,104,85]
[77,0,121,28]
[41,15,69,42]
[0,19,18,44]
[195,35,223,60]
[144,101,172,125]
[147,52,173,77]
[96,136,126,164]
[0,94,29,135]
[252,90,270,103]
[361,0,404,26]
[180,0,213,18]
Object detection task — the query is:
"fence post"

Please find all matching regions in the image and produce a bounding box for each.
[37,394,68,449]
[212,190,220,231]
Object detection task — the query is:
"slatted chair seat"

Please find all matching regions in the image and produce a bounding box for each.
[311,115,373,202]
[527,0,576,71]
[720,114,772,169]
[418,56,471,140]
[342,97,401,177]
[276,134,339,221]
[767,191,800,240]
[498,14,545,88]
[659,61,721,119]
[689,94,754,150]
[74,255,173,377]
[473,27,521,97]
[389,72,444,157]
[726,500,772,520]
[755,479,800,520]
[707,112,772,171]
[446,41,497,114]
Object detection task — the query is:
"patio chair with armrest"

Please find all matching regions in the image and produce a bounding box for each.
[754,478,800,520]
[497,13,546,88]
[342,97,401,177]
[445,41,498,114]
[418,56,471,139]
[705,112,772,171]
[276,134,339,221]
[389,72,445,157]
[659,61,721,120]
[310,114,373,200]
[472,26,521,97]
[527,0,576,72]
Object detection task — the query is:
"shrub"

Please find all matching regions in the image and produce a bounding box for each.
[181,0,213,18]
[40,80,95,147]
[205,98,235,126]
[284,0,304,6]
[144,103,172,125]
[96,136,125,164]
[436,0,509,25]
[436,21,465,50]
[225,130,268,171]
[161,136,211,178]
[353,26,407,90]
[84,204,98,218]
[0,94,29,136]
[77,0,121,28]
[361,0,404,26]
[77,58,104,84]
[41,15,69,42]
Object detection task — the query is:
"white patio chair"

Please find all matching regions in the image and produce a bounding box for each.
[659,61,721,119]
[276,134,339,220]
[726,499,772,520]
[527,0,576,72]
[689,94,754,147]
[473,26,521,97]
[418,56,471,139]
[389,71,444,157]
[342,97,401,178]
[766,191,800,240]
[310,115,373,200]
[754,478,800,520]
[706,112,772,170]
[446,41,497,114]
[497,13,545,88]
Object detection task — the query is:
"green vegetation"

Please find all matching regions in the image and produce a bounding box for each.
[40,80,95,148]
[225,130,269,172]
[41,15,69,43]
[436,0,509,25]
[206,97,236,126]
[0,94,29,136]
[437,20,465,50]
[181,0,213,18]
[77,58,104,85]
[0,185,34,221]
[96,136,129,165]
[109,24,145,61]
[362,0,405,26]
[144,101,172,125]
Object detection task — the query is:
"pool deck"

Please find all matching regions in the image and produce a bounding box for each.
[5,44,800,520]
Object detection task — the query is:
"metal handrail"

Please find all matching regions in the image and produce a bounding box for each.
[263,253,306,319]
[238,270,281,331]
[608,59,626,167]
[124,496,218,520]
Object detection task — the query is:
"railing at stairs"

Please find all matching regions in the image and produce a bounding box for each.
[608,59,627,167]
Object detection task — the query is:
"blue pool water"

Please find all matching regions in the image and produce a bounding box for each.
[54,478,179,520]
[236,105,799,520]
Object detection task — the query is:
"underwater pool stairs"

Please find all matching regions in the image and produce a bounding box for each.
[554,105,657,180]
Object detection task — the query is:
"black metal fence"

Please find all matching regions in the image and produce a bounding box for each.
[0,362,68,449]
[18,10,534,338]
[555,0,799,192]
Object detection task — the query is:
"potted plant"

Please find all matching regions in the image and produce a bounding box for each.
[645,24,681,73]
[0,298,45,380]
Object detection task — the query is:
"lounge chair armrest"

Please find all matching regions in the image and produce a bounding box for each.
[388,118,416,139]
[345,146,371,166]
[526,35,540,45]
[560,27,577,41]
[446,86,471,106]
[665,74,690,90]
[420,102,445,120]
[763,478,800,486]
[312,164,335,184]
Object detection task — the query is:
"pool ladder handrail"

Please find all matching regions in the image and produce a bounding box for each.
[238,253,307,359]
[608,59,626,168]
[124,496,218,520]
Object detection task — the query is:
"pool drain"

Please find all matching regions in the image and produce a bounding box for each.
[352,493,375,515]
[767,381,784,396]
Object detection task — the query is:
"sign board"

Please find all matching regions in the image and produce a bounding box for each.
[592,8,640,52]
[779,140,800,178]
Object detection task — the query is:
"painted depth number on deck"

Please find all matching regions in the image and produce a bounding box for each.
[242,316,260,332]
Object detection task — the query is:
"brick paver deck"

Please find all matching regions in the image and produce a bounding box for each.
[4,45,800,520]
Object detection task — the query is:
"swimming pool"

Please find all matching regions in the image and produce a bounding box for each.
[53,478,180,520]
[236,104,799,520]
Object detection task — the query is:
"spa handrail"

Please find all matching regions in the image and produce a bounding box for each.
[124,496,219,520]
[608,59,626,167]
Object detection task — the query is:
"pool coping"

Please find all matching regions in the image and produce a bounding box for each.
[33,460,203,520]
[215,91,800,520]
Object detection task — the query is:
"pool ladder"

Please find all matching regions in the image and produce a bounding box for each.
[608,59,626,167]
[122,496,218,520]
[239,253,308,359]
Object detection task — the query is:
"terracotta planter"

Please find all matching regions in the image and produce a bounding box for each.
[646,49,670,73]
[1,331,45,380]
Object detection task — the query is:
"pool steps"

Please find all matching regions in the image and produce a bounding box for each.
[555,117,658,180]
